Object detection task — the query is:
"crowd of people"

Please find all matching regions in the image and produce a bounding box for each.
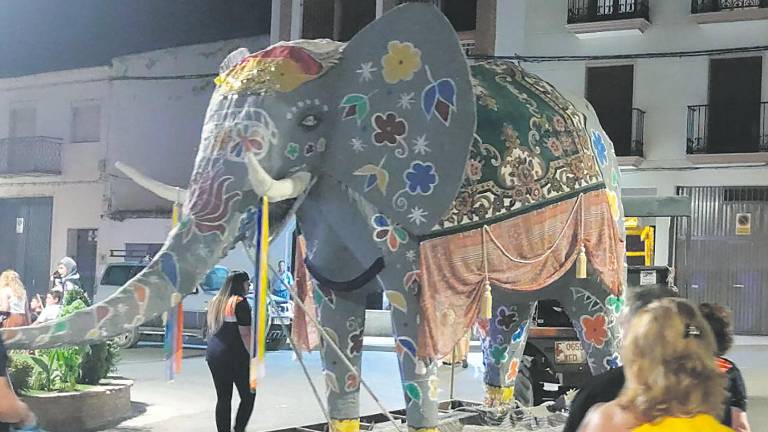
[0,257,81,329]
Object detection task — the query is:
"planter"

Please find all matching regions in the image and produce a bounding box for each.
[21,379,133,432]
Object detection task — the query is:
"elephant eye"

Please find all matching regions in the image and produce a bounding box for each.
[300,114,320,129]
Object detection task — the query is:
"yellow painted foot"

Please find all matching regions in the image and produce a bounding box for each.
[484,384,514,408]
[330,418,360,432]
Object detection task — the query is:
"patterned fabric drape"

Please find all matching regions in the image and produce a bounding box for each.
[417,189,624,358]
[291,236,320,352]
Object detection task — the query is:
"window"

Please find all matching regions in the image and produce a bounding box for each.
[338,0,376,42]
[586,65,635,156]
[9,106,36,138]
[71,103,101,142]
[440,0,477,32]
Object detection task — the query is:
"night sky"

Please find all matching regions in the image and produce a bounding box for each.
[0,0,271,78]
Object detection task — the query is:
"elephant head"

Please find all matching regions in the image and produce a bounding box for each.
[0,3,475,349]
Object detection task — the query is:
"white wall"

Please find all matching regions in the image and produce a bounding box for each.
[499,0,768,266]
[106,36,270,213]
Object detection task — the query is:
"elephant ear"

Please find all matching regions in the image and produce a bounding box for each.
[321,3,476,235]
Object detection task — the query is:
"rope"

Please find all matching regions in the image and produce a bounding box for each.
[481,193,584,265]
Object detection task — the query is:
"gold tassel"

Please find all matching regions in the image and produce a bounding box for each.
[480,280,493,319]
[576,245,587,279]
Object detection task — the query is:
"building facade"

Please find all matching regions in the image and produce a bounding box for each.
[0,35,275,297]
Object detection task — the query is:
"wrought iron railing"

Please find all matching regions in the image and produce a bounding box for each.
[0,136,62,176]
[568,0,650,24]
[691,0,768,13]
[687,102,768,154]
[629,108,646,157]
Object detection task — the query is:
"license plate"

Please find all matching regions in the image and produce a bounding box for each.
[555,341,587,364]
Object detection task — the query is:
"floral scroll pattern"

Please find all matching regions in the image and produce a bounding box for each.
[436,61,602,231]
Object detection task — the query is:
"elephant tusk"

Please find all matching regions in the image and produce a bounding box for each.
[245,153,312,202]
[115,161,188,204]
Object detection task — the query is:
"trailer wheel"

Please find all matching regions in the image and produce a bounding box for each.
[114,328,139,349]
[514,356,535,408]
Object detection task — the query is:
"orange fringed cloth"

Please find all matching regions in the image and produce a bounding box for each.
[290,236,320,352]
[417,189,625,359]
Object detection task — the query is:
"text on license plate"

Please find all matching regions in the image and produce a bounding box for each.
[555,341,587,364]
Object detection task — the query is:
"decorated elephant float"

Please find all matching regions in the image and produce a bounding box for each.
[1,4,627,432]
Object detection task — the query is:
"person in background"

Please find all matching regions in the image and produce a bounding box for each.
[206,271,254,432]
[28,295,43,324]
[0,337,37,431]
[441,332,470,368]
[699,303,751,432]
[0,271,29,328]
[51,257,80,293]
[578,298,731,431]
[35,291,64,324]
[270,260,294,301]
[564,285,677,432]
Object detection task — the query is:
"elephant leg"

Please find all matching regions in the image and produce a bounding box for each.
[375,244,440,432]
[481,288,536,408]
[556,275,622,375]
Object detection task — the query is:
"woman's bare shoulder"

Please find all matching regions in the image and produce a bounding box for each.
[578,402,639,432]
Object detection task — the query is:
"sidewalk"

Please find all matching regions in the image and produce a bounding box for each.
[734,335,768,346]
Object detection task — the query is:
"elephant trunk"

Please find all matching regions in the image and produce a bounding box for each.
[0,195,247,350]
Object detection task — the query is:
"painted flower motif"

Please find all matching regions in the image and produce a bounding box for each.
[553,116,567,132]
[495,306,519,331]
[511,321,528,343]
[466,159,483,181]
[607,190,620,221]
[603,353,622,370]
[372,214,409,252]
[404,161,439,195]
[490,344,509,366]
[231,124,265,159]
[502,124,521,146]
[285,142,300,160]
[347,328,364,357]
[372,112,407,146]
[546,137,564,156]
[605,295,625,315]
[580,313,609,349]
[505,359,520,384]
[591,130,609,166]
[381,41,422,84]
[345,371,360,392]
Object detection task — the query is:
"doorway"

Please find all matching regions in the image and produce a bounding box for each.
[586,65,634,156]
[0,198,53,297]
[67,229,98,298]
[707,57,763,154]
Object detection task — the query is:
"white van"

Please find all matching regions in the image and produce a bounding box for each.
[95,263,293,350]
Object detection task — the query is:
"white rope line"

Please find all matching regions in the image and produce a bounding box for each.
[481,193,584,265]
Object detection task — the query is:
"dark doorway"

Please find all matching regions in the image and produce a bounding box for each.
[708,57,763,154]
[0,198,53,298]
[442,0,477,32]
[338,0,375,42]
[67,229,98,298]
[586,65,634,156]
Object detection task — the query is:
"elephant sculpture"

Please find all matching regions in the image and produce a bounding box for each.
[0,4,627,432]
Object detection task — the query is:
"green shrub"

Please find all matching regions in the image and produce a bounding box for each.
[79,341,121,385]
[7,354,35,393]
[63,288,90,308]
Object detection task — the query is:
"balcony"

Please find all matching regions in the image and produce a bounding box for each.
[691,0,768,24]
[686,102,768,164]
[0,137,62,176]
[566,0,650,38]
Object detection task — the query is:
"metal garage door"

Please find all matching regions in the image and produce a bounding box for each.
[0,197,53,297]
[675,186,768,335]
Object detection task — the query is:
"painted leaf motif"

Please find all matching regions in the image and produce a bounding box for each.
[393,226,409,243]
[403,271,420,289]
[340,94,370,124]
[435,99,451,125]
[422,84,438,118]
[159,252,179,289]
[324,370,340,394]
[386,290,408,313]
[95,304,112,322]
[374,229,390,242]
[386,233,400,252]
[396,336,417,359]
[53,320,68,334]
[372,214,390,229]
[354,165,389,195]
[511,321,528,343]
[436,79,456,107]
[404,382,422,403]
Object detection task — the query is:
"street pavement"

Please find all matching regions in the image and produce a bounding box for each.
[100,338,768,432]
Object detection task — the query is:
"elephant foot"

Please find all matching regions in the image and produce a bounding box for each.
[329,418,360,432]
[484,384,514,408]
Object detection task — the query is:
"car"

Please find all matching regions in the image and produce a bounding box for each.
[94,262,293,350]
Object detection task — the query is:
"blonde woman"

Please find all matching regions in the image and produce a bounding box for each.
[0,270,29,328]
[578,298,732,431]
[205,270,254,432]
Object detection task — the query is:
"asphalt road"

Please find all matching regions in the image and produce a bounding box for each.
[100,340,768,432]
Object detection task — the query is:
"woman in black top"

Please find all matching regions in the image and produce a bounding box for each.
[206,271,254,432]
